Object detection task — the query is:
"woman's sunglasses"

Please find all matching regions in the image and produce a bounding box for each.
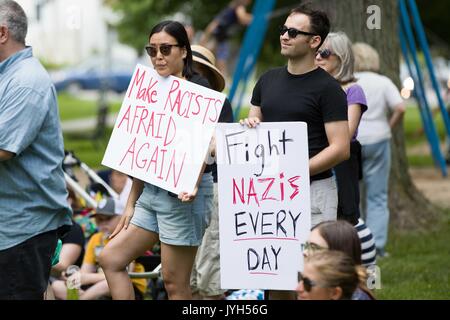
[145,44,181,57]
[316,48,333,59]
[279,25,317,39]
[298,272,319,292]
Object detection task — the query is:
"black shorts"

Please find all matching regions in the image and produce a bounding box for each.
[0,230,58,300]
[335,140,362,225]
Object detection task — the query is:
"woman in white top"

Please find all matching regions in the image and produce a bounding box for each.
[352,43,405,257]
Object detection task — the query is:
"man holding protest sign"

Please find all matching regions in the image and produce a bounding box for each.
[243,4,349,230]
[241,3,349,299]
[99,21,222,300]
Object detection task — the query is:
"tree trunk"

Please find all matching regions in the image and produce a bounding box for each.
[316,0,439,229]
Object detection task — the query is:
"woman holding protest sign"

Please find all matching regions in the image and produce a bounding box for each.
[99,20,214,300]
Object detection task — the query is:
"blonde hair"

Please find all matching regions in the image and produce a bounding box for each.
[305,250,368,300]
[323,32,355,84]
[353,42,380,72]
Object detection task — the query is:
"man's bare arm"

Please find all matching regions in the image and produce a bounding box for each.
[309,121,350,176]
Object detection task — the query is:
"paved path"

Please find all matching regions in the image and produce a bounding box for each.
[61,113,118,132]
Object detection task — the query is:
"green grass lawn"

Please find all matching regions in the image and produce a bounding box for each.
[404,104,447,147]
[63,129,111,169]
[403,105,448,167]
[58,93,122,121]
[375,209,450,299]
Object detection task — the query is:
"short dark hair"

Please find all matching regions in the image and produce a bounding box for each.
[313,220,362,265]
[290,3,330,49]
[149,20,194,79]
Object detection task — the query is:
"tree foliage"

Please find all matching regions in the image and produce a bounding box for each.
[417,0,450,56]
[105,0,449,59]
[104,0,229,54]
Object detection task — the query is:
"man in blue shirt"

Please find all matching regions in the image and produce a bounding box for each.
[0,0,72,299]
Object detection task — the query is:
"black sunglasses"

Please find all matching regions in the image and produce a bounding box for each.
[145,44,181,57]
[279,25,317,38]
[298,272,319,292]
[316,48,333,59]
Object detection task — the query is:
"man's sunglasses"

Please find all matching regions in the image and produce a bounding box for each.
[145,44,181,57]
[279,25,317,39]
[298,272,319,292]
[316,48,333,59]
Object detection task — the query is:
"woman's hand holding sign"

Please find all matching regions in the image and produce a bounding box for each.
[178,187,198,202]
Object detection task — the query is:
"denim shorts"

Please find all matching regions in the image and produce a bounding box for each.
[131,173,214,246]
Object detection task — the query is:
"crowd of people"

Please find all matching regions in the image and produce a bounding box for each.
[0,0,409,300]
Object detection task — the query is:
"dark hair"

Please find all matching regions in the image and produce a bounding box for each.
[290,3,330,49]
[313,220,362,265]
[149,20,194,79]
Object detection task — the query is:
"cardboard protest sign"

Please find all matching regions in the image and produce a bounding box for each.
[216,122,311,290]
[102,64,226,194]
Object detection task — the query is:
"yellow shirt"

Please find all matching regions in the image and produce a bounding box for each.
[83,232,147,295]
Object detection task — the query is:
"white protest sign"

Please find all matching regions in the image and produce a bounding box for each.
[102,64,226,194]
[216,122,311,290]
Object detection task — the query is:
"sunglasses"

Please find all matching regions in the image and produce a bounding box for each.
[145,44,182,57]
[298,272,319,292]
[316,48,333,59]
[279,25,317,39]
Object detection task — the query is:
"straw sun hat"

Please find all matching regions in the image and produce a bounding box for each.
[191,45,225,92]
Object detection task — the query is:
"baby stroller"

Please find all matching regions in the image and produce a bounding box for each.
[63,150,166,299]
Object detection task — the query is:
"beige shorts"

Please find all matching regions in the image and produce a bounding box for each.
[310,176,338,228]
[190,183,225,297]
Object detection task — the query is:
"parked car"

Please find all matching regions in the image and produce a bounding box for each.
[51,57,135,94]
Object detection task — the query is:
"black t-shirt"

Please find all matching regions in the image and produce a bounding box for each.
[190,73,234,179]
[189,73,210,88]
[251,66,348,181]
[61,221,85,267]
[212,97,234,182]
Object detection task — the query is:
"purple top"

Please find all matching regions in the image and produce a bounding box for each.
[345,84,368,140]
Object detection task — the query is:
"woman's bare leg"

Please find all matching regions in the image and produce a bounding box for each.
[161,243,198,300]
[99,225,158,300]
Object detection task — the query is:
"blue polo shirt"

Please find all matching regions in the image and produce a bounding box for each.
[0,47,72,250]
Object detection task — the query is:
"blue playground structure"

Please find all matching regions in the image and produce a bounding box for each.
[230,0,450,176]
